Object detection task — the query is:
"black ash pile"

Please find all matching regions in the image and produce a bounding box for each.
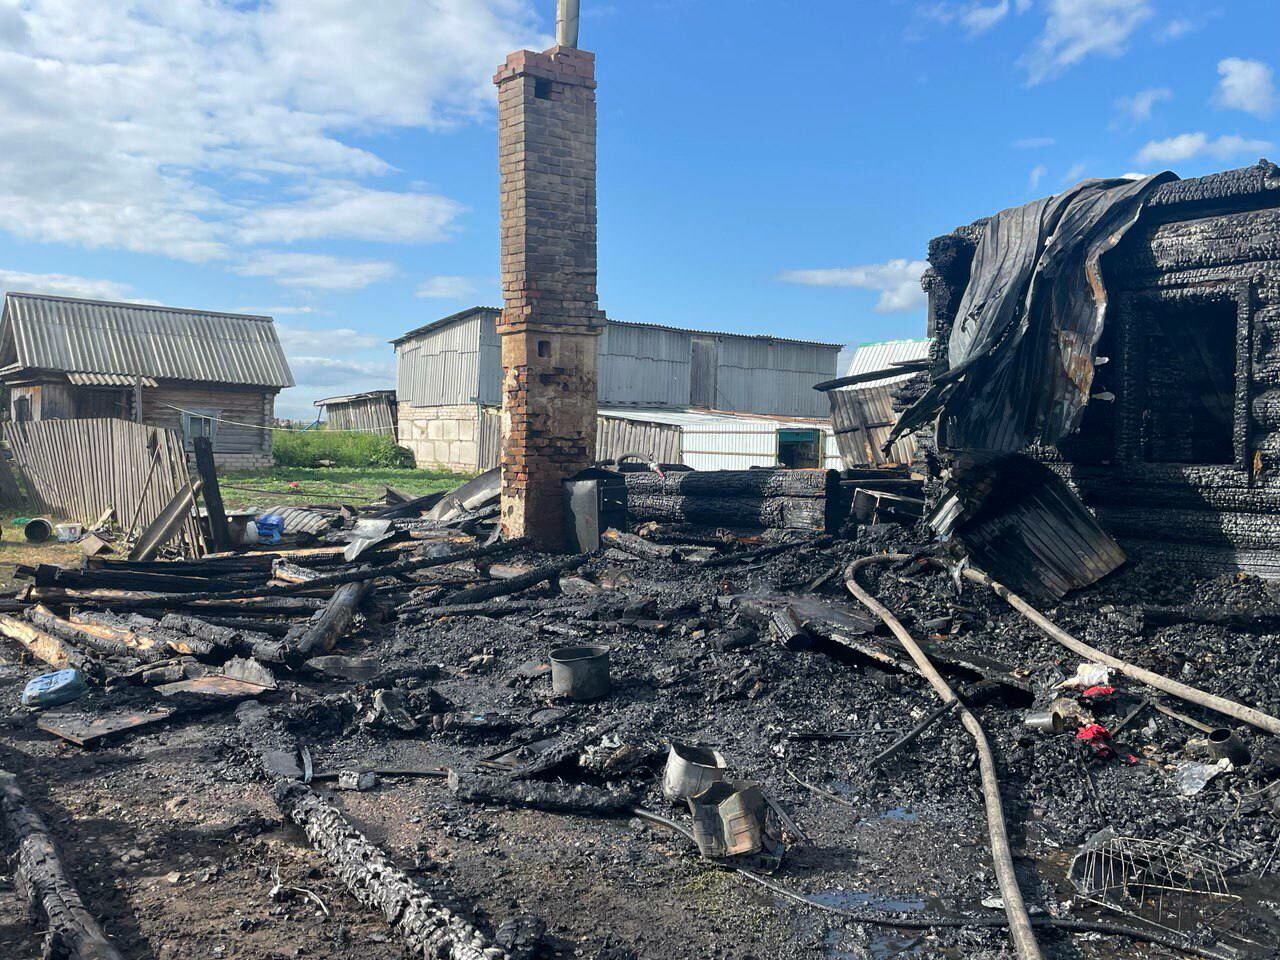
[2,462,1279,959]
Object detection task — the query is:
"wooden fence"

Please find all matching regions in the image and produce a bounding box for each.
[1,418,203,556]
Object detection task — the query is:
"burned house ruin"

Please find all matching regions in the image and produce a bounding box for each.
[915,160,1280,579]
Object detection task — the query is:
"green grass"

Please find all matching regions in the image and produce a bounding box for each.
[272,429,416,468]
[0,512,83,590]
[219,467,475,509]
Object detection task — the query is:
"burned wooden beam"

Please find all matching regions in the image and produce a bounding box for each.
[192,436,231,552]
[0,614,100,677]
[288,580,375,658]
[626,493,829,532]
[623,468,836,499]
[26,605,164,664]
[98,537,528,610]
[273,780,509,960]
[445,555,587,607]
[0,770,125,960]
[600,528,679,561]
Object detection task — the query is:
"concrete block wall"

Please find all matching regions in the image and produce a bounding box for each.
[397,403,480,471]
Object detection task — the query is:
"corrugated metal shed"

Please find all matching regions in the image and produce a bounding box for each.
[844,338,932,384]
[0,293,294,387]
[396,308,839,418]
[397,308,492,407]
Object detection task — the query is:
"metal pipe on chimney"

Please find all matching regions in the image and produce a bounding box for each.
[556,0,580,48]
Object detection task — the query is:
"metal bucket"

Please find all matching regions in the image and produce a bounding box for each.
[686,780,767,859]
[662,742,728,803]
[549,645,612,701]
[23,518,52,543]
[1208,727,1251,766]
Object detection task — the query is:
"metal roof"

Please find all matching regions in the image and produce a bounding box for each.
[0,292,295,388]
[67,372,158,387]
[599,406,829,430]
[314,389,396,407]
[393,306,842,351]
[844,338,932,383]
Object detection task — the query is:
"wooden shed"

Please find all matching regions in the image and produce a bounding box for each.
[0,293,294,469]
[315,390,397,435]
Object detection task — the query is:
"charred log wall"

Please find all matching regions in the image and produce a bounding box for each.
[921,160,1280,576]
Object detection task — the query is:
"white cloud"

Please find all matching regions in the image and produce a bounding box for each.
[287,355,396,387]
[236,305,320,316]
[238,182,465,245]
[1134,132,1274,166]
[1061,161,1088,183]
[1155,18,1196,42]
[919,0,1033,36]
[1015,137,1056,149]
[0,268,133,301]
[1029,164,1047,189]
[415,275,476,299]
[779,258,928,313]
[1215,58,1276,118]
[0,1,544,262]
[1114,87,1172,125]
[961,0,1011,34]
[238,253,397,291]
[276,324,384,351]
[1022,0,1153,85]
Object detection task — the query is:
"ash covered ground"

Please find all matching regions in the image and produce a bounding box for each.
[3,524,1280,960]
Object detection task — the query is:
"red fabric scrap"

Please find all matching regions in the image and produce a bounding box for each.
[1081,685,1115,698]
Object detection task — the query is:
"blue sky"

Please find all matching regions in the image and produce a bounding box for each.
[0,0,1275,417]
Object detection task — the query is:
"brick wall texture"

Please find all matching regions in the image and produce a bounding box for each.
[494,44,604,548]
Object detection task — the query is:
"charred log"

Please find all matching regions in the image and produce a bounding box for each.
[273,780,508,960]
[0,770,125,960]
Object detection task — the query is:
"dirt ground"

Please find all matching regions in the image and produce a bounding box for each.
[0,513,83,590]
[2,530,1280,959]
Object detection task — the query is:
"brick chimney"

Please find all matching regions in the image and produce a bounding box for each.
[493,37,604,549]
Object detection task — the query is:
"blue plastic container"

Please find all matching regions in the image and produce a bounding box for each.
[22,669,88,708]
[256,514,285,544]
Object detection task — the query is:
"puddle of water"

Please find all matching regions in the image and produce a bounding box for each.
[880,806,918,822]
[808,888,928,913]
[824,927,935,960]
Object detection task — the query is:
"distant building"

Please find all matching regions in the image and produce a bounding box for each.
[0,293,294,469]
[314,390,397,436]
[393,307,841,471]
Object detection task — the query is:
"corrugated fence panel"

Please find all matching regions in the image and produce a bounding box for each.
[829,384,917,467]
[2,418,203,556]
[478,408,502,471]
[597,415,682,464]
[327,397,396,434]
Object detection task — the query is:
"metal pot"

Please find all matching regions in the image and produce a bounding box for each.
[23,517,52,543]
[662,742,728,803]
[549,645,612,701]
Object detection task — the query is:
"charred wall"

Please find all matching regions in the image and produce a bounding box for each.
[920,160,1280,575]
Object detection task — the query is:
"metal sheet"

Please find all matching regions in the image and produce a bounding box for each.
[1,293,293,387]
[843,339,932,383]
[893,173,1176,453]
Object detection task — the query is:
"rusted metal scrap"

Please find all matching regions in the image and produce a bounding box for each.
[0,770,125,960]
[273,780,509,960]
